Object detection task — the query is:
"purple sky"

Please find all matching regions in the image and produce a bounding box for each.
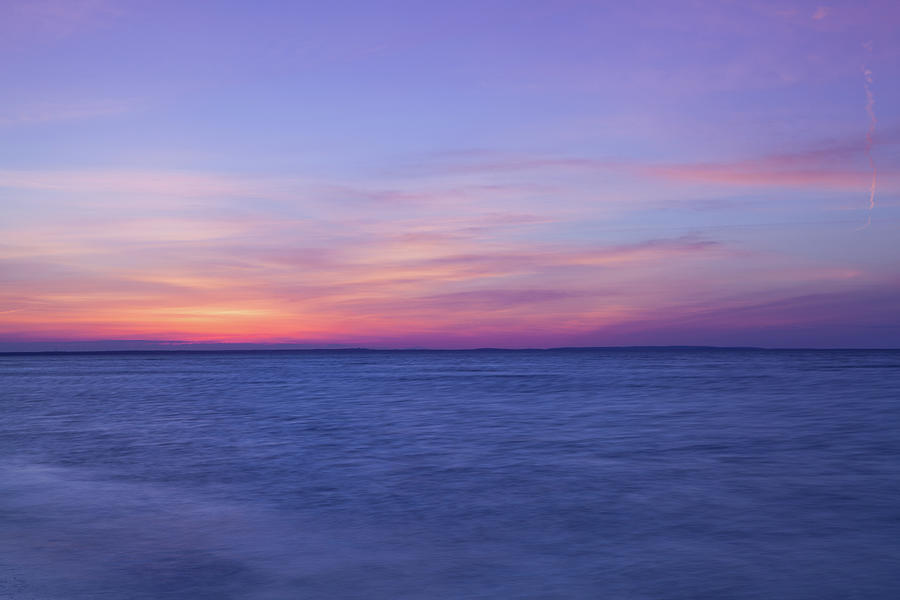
[1,0,899,350]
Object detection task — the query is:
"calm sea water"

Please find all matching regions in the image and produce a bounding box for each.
[1,349,898,599]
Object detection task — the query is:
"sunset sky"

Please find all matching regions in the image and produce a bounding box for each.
[2,0,898,350]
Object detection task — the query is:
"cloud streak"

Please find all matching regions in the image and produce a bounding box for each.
[0,98,136,126]
[860,42,878,228]
[411,131,900,200]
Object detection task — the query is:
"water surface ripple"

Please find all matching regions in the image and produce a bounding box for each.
[1,349,898,599]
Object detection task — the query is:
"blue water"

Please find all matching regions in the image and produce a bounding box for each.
[1,349,898,599]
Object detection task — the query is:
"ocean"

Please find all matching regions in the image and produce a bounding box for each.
[1,349,898,599]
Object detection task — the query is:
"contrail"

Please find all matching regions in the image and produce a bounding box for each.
[860,42,877,229]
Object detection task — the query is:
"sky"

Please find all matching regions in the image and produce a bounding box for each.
[1,0,899,350]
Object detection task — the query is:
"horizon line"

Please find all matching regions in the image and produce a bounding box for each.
[3,345,899,356]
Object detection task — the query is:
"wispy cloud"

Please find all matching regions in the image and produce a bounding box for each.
[811,6,831,21]
[418,130,900,194]
[0,169,255,197]
[645,134,899,192]
[0,98,137,126]
[2,0,123,44]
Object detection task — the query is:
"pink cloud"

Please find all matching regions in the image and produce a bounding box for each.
[642,131,900,190]
[421,129,900,194]
[0,169,279,199]
[811,6,831,20]
[644,164,867,189]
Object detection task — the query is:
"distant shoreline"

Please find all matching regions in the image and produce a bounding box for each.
[2,346,898,356]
